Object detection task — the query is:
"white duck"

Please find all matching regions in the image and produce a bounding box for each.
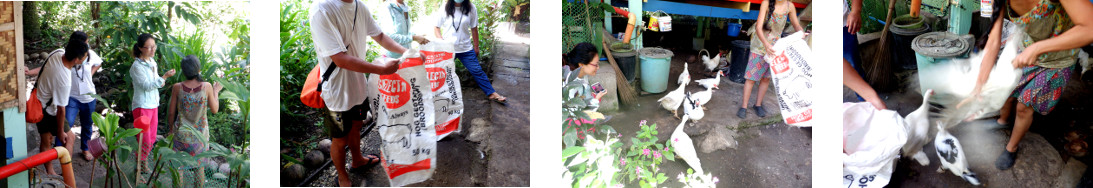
[671,114,703,174]
[691,87,713,110]
[700,49,722,73]
[683,91,704,122]
[934,121,981,186]
[694,70,724,89]
[678,62,691,86]
[920,23,1023,124]
[902,89,935,166]
[658,82,688,119]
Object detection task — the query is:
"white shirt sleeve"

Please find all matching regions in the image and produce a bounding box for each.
[436,12,447,29]
[360,4,383,37]
[470,6,478,28]
[310,8,348,58]
[88,50,103,67]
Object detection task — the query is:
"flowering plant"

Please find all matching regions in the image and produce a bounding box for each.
[617,120,675,187]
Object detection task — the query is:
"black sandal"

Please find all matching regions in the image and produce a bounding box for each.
[996,147,1018,170]
[348,154,381,173]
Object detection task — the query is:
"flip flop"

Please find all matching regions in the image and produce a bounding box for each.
[348,154,381,173]
[489,95,508,105]
[81,151,93,161]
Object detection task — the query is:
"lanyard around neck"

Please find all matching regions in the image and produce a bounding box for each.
[451,10,465,32]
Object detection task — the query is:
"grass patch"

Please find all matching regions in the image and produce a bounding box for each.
[731,114,784,131]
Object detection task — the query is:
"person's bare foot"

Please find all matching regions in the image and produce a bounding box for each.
[997,118,1011,126]
[488,93,507,103]
[337,171,352,186]
[82,151,93,161]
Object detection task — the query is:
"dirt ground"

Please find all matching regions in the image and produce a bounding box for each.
[843,66,1093,187]
[291,21,531,187]
[600,50,812,187]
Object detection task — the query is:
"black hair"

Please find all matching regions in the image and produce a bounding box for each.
[181,55,202,81]
[133,33,155,58]
[444,0,473,19]
[69,31,88,44]
[63,31,89,62]
[564,42,598,68]
[762,0,776,31]
[976,0,1008,50]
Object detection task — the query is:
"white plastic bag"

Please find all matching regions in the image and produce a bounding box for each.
[421,41,464,139]
[764,31,813,126]
[843,102,908,188]
[368,49,437,187]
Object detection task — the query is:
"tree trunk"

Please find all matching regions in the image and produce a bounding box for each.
[22,2,40,40]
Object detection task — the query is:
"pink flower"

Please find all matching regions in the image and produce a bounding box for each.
[674,138,679,142]
[653,151,661,159]
[636,167,642,174]
[640,120,647,126]
[642,149,650,156]
[664,147,669,152]
[618,133,622,138]
[620,158,626,166]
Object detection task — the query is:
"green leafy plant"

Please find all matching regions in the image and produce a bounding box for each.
[618,121,673,188]
[562,135,622,188]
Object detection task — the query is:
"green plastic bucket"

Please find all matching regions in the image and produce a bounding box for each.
[638,47,674,93]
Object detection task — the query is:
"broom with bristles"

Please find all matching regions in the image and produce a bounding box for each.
[866,0,898,92]
[581,0,637,105]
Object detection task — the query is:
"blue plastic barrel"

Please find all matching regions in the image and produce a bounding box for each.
[638,47,674,93]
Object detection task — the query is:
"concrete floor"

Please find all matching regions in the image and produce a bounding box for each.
[305,21,531,187]
[601,50,813,187]
[843,68,1091,187]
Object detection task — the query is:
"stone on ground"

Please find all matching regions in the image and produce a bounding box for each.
[699,126,739,153]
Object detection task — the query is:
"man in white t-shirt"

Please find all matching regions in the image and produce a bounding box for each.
[310,0,410,186]
[34,31,89,175]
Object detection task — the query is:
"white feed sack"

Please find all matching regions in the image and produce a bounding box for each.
[368,49,437,187]
[843,102,909,188]
[421,41,464,139]
[764,31,814,127]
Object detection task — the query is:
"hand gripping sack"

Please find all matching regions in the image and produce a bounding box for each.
[764,31,813,126]
[843,102,908,188]
[368,49,437,187]
[420,41,464,139]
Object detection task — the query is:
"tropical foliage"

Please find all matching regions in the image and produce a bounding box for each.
[279,0,503,128]
[27,1,250,186]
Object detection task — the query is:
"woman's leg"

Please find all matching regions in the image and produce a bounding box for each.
[1007,102,1035,152]
[741,80,755,108]
[998,97,1017,125]
[756,77,772,107]
[455,51,497,96]
[80,100,95,151]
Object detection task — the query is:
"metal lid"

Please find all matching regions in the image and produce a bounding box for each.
[911,32,974,58]
[638,47,674,59]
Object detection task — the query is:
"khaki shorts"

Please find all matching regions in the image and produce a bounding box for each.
[323,99,370,138]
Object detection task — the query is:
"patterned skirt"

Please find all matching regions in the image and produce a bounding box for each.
[1010,64,1075,115]
[173,125,209,156]
[744,52,771,81]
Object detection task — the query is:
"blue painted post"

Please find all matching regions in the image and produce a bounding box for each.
[3,107,28,187]
[604,0,612,35]
[629,0,643,47]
